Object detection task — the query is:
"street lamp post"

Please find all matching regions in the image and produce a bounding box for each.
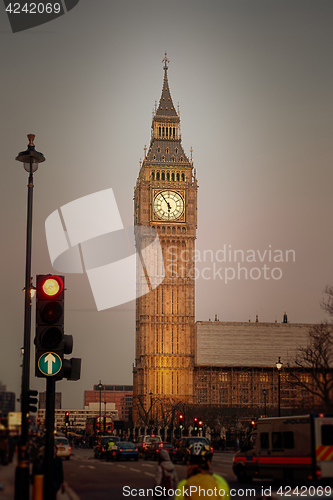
[276,357,283,417]
[97,381,103,434]
[263,388,267,417]
[15,135,45,500]
[149,391,153,429]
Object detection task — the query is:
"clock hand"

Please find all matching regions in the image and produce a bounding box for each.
[161,192,171,211]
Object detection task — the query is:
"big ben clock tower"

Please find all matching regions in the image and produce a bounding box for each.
[133,53,198,425]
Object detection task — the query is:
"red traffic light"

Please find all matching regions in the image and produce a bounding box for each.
[179,414,183,420]
[40,276,64,297]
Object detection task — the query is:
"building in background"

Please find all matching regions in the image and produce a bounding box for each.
[38,391,62,410]
[84,385,133,421]
[0,383,15,416]
[194,319,318,413]
[37,407,118,433]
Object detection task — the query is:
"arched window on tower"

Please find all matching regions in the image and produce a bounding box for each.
[176,173,180,181]
[173,128,176,138]
[153,155,156,160]
[171,172,175,181]
[152,172,155,180]
[159,127,161,137]
[175,147,178,154]
[182,173,185,181]
[167,172,170,181]
[161,172,165,180]
[162,127,165,137]
[162,156,165,162]
[169,127,172,138]
[156,171,160,180]
[166,147,169,154]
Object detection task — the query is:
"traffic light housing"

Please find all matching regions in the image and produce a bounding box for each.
[35,275,81,380]
[28,389,38,413]
[179,414,184,429]
[198,420,203,430]
[65,412,70,426]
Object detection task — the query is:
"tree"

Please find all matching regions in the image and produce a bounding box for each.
[292,323,333,411]
[291,287,333,411]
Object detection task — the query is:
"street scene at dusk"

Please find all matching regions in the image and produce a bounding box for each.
[0,0,333,498]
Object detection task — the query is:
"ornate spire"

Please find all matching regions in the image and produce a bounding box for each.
[155,52,177,118]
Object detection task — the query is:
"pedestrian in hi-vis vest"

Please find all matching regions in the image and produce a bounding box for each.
[175,442,230,499]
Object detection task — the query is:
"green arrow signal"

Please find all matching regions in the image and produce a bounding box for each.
[38,352,62,376]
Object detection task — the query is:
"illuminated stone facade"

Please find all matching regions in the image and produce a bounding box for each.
[133,55,197,423]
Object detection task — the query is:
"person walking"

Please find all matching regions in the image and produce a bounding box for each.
[154,449,178,498]
[175,442,229,499]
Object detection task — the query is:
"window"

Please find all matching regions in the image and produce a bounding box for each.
[171,173,175,181]
[152,172,155,180]
[272,431,294,449]
[167,172,170,181]
[322,425,333,445]
[156,172,160,180]
[161,172,165,180]
[283,431,294,449]
[181,173,185,181]
[260,433,269,449]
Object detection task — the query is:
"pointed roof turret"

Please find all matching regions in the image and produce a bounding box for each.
[142,53,191,167]
[155,52,178,118]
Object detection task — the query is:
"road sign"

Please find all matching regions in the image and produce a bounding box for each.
[38,352,62,376]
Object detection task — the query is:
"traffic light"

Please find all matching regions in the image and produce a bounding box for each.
[194,417,198,429]
[35,275,81,381]
[198,420,203,430]
[28,389,38,413]
[179,414,184,429]
[65,412,70,426]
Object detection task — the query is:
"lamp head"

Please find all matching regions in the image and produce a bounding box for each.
[16,134,45,172]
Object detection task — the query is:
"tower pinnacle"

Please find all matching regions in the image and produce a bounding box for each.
[162,50,169,71]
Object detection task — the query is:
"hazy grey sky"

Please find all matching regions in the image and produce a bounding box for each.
[0,0,332,409]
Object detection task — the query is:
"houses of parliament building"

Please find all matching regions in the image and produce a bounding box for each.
[132,54,319,426]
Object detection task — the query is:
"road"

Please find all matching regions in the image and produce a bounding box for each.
[63,449,262,499]
[63,449,333,499]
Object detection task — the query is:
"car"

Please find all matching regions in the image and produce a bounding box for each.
[113,441,139,461]
[144,441,175,461]
[54,436,71,460]
[137,435,162,456]
[93,436,120,459]
[172,436,213,464]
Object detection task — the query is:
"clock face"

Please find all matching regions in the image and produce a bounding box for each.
[154,190,184,220]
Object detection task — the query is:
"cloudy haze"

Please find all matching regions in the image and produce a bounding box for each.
[0,0,332,408]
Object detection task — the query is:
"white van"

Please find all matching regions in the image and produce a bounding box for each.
[233,414,333,483]
[137,434,162,456]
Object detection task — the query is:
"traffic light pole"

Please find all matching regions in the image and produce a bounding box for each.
[44,377,56,500]
[15,162,34,500]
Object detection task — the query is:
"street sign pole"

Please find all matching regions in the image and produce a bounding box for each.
[44,377,56,500]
